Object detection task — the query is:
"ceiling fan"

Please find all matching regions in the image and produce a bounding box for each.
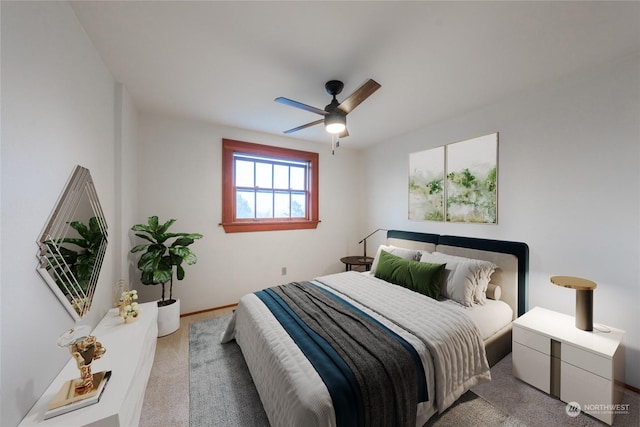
[275,79,381,139]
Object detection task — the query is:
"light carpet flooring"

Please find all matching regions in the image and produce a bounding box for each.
[139,307,235,427]
[140,308,638,427]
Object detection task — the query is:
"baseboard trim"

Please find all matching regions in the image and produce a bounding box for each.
[181,303,238,318]
[626,383,640,394]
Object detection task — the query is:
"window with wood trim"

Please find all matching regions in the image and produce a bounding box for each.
[221,139,319,233]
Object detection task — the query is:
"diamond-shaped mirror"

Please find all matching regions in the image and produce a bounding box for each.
[37,166,108,320]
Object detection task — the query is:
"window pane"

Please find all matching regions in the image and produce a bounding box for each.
[274,165,289,190]
[223,139,319,232]
[256,191,273,218]
[290,166,305,190]
[235,160,254,187]
[256,163,273,188]
[236,190,255,218]
[291,192,306,217]
[274,192,290,218]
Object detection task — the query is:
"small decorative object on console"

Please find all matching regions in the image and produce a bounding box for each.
[46,326,110,418]
[119,289,139,322]
[113,279,126,309]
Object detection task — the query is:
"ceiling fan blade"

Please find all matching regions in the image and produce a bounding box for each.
[339,128,349,138]
[283,119,324,134]
[336,79,381,114]
[275,97,328,116]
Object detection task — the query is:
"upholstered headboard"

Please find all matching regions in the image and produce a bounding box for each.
[386,230,529,320]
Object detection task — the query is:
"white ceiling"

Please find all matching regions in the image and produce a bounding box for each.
[70,1,640,149]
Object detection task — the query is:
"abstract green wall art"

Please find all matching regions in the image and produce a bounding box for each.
[409,146,445,221]
[409,132,498,224]
[446,133,498,223]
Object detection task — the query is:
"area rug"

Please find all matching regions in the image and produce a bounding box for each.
[424,391,524,427]
[189,315,523,427]
[189,316,269,427]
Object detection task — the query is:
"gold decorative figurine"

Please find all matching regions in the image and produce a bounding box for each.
[68,333,106,394]
[47,326,110,415]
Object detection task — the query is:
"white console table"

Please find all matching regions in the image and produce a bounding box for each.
[19,302,158,427]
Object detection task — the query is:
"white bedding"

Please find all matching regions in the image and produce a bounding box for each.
[221,271,491,427]
[442,299,513,340]
[361,270,513,341]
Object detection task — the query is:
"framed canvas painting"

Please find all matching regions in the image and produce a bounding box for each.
[446,133,498,223]
[409,146,444,221]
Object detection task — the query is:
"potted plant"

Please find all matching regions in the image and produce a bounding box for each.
[130,216,203,336]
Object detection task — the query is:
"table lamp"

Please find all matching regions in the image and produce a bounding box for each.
[550,276,597,331]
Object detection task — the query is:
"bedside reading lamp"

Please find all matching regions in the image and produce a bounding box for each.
[550,276,597,331]
[358,228,388,262]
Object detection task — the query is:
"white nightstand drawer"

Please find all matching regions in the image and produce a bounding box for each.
[511,307,624,426]
[563,344,611,379]
[513,341,550,393]
[513,326,550,355]
[561,361,614,424]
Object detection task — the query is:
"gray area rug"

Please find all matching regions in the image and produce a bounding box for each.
[424,391,524,427]
[189,315,524,427]
[189,316,269,426]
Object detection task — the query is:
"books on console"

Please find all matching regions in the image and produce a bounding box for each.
[44,370,112,420]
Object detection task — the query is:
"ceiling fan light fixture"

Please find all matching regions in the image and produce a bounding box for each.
[276,78,379,137]
[325,111,346,134]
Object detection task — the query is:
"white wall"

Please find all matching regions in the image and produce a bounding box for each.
[114,83,139,281]
[362,55,640,388]
[134,114,364,313]
[0,3,138,426]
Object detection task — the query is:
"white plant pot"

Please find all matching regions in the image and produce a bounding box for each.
[157,298,180,337]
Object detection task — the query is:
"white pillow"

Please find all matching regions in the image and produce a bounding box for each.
[370,245,422,273]
[420,252,472,306]
[486,283,502,301]
[432,252,497,305]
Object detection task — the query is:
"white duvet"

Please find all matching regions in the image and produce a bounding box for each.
[221,271,491,426]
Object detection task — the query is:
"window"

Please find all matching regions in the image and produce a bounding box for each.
[221,139,319,233]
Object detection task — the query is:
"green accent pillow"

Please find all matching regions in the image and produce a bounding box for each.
[374,250,446,299]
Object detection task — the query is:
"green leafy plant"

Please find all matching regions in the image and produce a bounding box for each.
[130,216,203,306]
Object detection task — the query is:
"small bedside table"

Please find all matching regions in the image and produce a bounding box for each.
[340,256,374,272]
[512,306,625,425]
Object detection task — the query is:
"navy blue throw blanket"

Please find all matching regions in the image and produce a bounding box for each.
[255,281,427,427]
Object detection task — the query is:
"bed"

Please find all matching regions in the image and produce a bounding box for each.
[221,230,529,426]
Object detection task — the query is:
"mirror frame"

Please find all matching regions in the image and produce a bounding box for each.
[36,165,108,320]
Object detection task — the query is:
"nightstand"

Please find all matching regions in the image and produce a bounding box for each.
[512,306,625,424]
[340,256,374,272]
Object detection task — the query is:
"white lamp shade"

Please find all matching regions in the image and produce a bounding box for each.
[325,111,346,134]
